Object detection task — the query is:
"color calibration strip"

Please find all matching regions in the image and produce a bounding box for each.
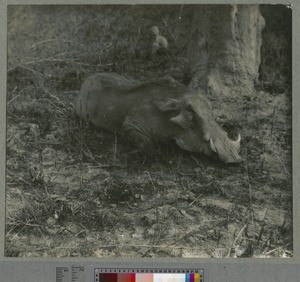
[95,269,203,282]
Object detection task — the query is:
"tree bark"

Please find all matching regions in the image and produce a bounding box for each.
[187,5,265,100]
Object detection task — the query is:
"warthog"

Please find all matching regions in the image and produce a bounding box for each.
[75,73,242,163]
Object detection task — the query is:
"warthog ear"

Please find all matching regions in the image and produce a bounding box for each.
[153,98,180,112]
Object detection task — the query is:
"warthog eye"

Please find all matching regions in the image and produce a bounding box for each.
[184,105,196,124]
[185,104,195,113]
[184,111,194,123]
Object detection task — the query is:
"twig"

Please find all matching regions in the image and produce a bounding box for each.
[162,19,177,43]
[177,170,197,177]
[226,223,248,257]
[147,171,156,190]
[271,106,277,134]
[43,98,68,118]
[188,193,202,207]
[7,58,88,71]
[175,155,199,176]
[232,224,248,248]
[30,39,72,49]
[43,89,61,103]
[113,132,117,163]
[91,164,123,169]
[275,154,291,177]
[5,222,42,227]
[256,209,268,248]
[9,64,43,77]
[11,220,31,239]
[191,155,200,166]
[9,58,116,69]
[243,151,254,216]
[49,243,219,250]
[7,87,28,105]
[81,146,102,167]
[178,5,184,19]
[264,244,293,256]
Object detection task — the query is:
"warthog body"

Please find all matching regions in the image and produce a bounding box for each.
[75,73,242,163]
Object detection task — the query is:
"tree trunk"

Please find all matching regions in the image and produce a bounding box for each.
[187,5,265,101]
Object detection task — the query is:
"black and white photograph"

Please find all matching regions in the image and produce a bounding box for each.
[5,4,292,258]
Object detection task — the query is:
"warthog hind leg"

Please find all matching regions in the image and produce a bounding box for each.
[122,118,154,154]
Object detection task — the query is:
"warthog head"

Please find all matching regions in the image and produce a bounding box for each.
[155,93,242,163]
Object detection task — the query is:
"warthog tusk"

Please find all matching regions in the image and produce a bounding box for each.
[204,133,210,141]
[210,138,217,153]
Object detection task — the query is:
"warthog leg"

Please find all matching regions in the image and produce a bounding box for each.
[122,118,154,153]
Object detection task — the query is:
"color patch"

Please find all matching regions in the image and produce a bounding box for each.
[189,273,197,282]
[99,273,118,282]
[153,273,186,281]
[136,273,153,282]
[117,273,135,282]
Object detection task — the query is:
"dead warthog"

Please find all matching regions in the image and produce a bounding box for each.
[75,73,242,163]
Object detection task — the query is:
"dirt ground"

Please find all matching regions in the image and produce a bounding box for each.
[5,5,292,258]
